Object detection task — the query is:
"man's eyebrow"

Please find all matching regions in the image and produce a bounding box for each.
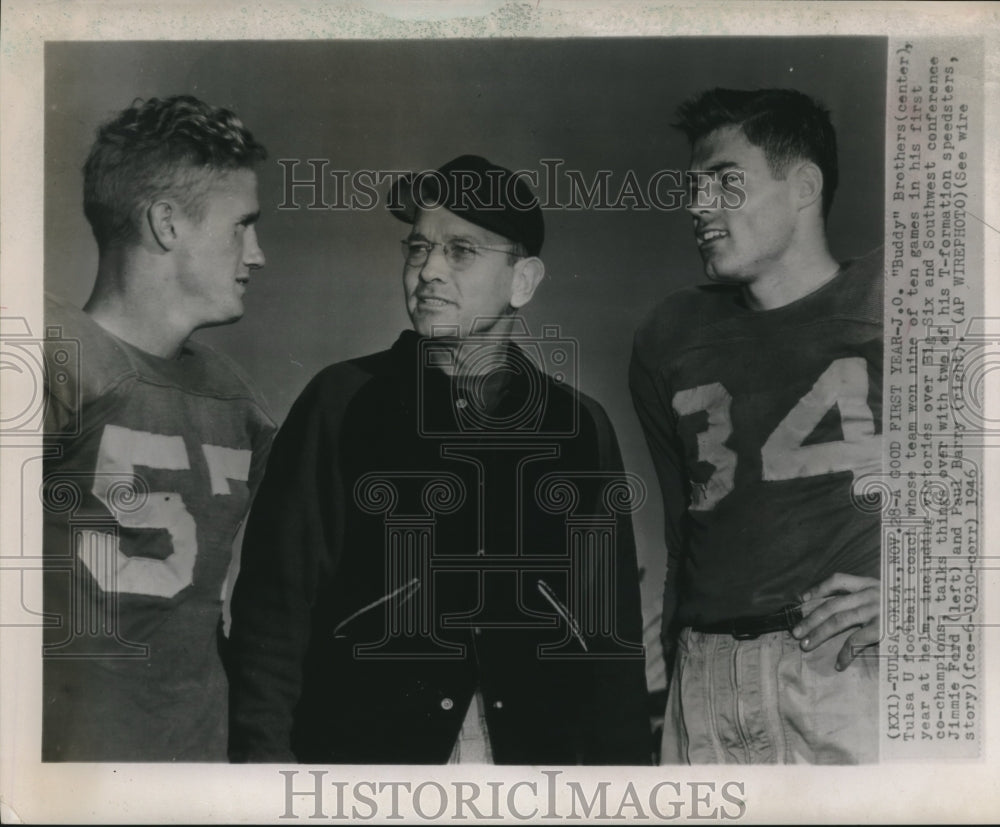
[239,210,261,225]
[697,161,740,173]
[407,231,481,244]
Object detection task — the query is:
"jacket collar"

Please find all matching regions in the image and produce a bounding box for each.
[388,329,541,415]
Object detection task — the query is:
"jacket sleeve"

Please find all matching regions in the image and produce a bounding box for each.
[227,375,337,762]
[628,339,689,678]
[578,394,654,764]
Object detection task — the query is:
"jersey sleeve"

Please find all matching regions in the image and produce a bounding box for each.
[628,333,689,672]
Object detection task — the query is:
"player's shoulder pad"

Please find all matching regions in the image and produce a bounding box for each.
[182,339,275,421]
[43,292,139,411]
[833,245,884,322]
[632,282,737,365]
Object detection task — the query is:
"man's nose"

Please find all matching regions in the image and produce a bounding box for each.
[684,172,720,217]
[417,243,449,281]
[685,199,712,218]
[244,227,265,268]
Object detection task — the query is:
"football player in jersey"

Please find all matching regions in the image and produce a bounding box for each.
[630,88,882,763]
[42,95,276,761]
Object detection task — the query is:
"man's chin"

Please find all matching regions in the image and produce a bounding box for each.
[220,307,246,325]
[196,308,245,330]
[411,314,462,340]
[703,264,748,284]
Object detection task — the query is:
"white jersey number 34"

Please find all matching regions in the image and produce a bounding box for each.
[673,357,881,511]
[80,424,250,598]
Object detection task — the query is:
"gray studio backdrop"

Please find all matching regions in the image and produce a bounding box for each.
[45,38,887,686]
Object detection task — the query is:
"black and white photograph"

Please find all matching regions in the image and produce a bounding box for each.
[1,1,996,823]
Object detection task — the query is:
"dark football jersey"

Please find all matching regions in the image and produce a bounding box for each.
[41,294,275,761]
[631,249,883,628]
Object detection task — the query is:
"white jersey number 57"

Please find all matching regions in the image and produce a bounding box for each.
[80,424,250,598]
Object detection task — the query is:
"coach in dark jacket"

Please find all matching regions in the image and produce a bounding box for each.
[228,155,651,765]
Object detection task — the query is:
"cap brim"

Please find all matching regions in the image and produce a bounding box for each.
[388,173,419,224]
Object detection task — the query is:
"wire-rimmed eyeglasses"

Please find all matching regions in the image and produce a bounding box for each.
[400,239,523,270]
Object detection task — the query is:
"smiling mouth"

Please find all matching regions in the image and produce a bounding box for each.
[415,296,454,308]
[696,228,729,246]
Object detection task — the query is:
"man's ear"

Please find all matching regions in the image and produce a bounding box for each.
[793,161,824,213]
[509,257,545,310]
[147,200,179,251]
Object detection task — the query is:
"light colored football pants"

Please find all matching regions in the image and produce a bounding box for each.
[661,627,878,764]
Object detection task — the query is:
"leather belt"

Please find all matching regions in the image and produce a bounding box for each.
[690,604,803,640]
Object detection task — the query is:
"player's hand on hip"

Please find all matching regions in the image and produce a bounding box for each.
[791,573,880,671]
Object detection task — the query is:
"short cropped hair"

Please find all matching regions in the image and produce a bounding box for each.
[673,88,838,219]
[507,240,528,266]
[83,95,267,251]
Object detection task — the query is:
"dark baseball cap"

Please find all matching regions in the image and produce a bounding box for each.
[388,154,544,256]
